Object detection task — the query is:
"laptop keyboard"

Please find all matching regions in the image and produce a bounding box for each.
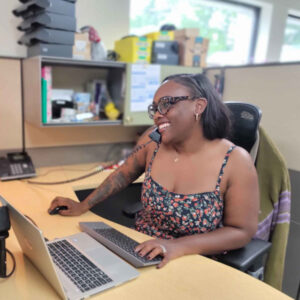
[48,240,113,292]
[94,227,162,264]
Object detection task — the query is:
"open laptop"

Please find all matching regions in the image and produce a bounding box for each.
[1,196,139,300]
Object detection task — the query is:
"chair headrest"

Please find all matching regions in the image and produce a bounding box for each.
[225,101,262,153]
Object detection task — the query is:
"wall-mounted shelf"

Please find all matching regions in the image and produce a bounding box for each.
[23,56,126,127]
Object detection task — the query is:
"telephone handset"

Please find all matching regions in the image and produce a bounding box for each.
[148,127,161,144]
[0,152,36,181]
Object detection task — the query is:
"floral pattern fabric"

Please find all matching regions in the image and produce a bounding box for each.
[135,145,236,239]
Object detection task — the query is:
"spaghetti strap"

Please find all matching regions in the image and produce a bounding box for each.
[215,145,236,194]
[145,144,160,178]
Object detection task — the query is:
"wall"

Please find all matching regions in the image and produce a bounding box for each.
[206,63,300,171]
[235,0,300,62]
[1,0,300,60]
[0,0,143,152]
[1,0,300,157]
[0,0,130,57]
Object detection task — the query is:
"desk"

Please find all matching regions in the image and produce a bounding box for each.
[0,164,292,300]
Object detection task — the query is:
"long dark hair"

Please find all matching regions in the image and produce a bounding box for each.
[163,73,231,140]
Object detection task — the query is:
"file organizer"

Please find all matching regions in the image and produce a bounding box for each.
[13,0,77,58]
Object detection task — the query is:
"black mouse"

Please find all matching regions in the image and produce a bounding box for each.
[49,205,68,215]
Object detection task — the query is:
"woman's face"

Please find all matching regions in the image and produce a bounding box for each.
[152,80,197,144]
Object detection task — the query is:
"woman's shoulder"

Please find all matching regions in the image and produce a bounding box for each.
[220,139,255,171]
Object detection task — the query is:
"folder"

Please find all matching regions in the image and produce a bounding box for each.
[41,78,47,123]
[18,27,75,46]
[18,12,76,32]
[13,0,75,18]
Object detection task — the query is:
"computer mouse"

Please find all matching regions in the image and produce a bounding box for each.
[49,205,68,215]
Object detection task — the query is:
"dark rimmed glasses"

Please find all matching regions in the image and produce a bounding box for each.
[148,96,198,119]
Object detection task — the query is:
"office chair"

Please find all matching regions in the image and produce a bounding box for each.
[76,102,271,280]
[214,101,271,280]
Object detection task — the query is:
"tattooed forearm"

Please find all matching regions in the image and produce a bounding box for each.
[87,171,128,207]
[126,156,144,182]
[86,144,146,208]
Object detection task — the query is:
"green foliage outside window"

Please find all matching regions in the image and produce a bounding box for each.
[130,0,256,65]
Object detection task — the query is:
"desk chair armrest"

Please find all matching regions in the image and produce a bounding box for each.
[122,201,143,218]
[215,239,271,272]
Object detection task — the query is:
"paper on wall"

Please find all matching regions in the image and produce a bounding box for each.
[130,64,161,112]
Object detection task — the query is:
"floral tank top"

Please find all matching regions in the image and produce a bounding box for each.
[135,145,236,239]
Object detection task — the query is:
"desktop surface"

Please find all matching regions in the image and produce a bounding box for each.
[0,163,292,300]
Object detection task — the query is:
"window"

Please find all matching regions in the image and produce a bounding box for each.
[280,15,300,62]
[130,0,259,66]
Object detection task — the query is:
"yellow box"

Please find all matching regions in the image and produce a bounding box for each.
[114,36,152,63]
[146,31,174,41]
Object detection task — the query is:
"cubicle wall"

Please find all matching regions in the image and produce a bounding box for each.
[0,57,300,298]
[1,58,300,172]
[206,63,300,172]
[0,58,22,151]
[206,63,300,298]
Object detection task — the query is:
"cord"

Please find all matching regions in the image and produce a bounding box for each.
[26,139,154,186]
[27,166,105,185]
[1,249,16,278]
[33,163,103,178]
[0,215,48,279]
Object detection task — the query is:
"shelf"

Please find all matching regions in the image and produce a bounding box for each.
[23,56,126,127]
[40,56,126,69]
[42,119,122,127]
[23,56,204,128]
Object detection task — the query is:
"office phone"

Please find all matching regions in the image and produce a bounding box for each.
[149,127,161,144]
[0,152,36,181]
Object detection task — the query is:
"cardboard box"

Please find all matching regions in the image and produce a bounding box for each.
[193,37,209,67]
[73,33,91,60]
[175,31,209,68]
[114,36,152,63]
[174,28,199,39]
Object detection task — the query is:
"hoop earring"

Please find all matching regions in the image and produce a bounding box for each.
[195,113,199,121]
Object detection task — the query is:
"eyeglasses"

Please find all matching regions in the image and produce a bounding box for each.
[148,96,198,119]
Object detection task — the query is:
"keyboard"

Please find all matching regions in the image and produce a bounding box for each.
[79,222,162,267]
[48,239,112,292]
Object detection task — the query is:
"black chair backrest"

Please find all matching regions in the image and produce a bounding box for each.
[225,101,262,153]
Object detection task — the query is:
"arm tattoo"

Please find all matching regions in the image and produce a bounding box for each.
[87,156,144,208]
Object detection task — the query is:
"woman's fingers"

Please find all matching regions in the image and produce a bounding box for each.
[157,256,169,269]
[135,240,167,259]
[136,242,156,257]
[147,246,164,260]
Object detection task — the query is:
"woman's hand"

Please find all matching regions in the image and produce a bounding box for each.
[135,238,185,268]
[48,197,89,216]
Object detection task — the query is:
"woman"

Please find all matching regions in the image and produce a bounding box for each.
[49,73,259,268]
